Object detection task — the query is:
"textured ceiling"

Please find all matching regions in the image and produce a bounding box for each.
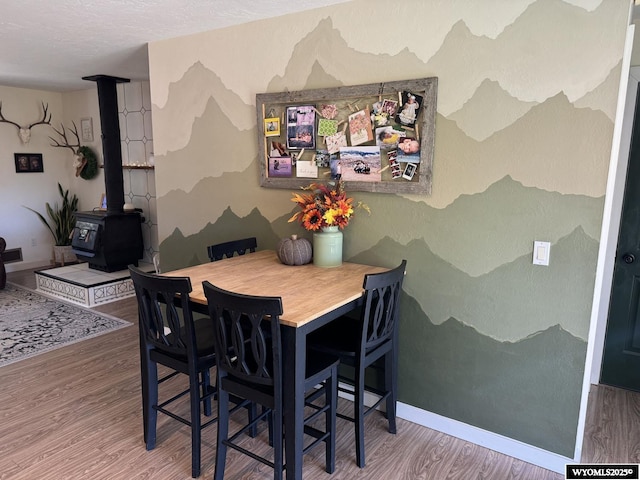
[0,0,350,92]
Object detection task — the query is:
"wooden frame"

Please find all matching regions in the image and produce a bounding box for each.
[264,117,281,137]
[80,117,94,143]
[14,153,43,173]
[256,77,438,195]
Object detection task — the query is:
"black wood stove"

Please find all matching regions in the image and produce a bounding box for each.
[71,75,143,272]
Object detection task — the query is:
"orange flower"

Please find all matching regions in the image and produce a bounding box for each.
[302,209,324,230]
[288,181,368,232]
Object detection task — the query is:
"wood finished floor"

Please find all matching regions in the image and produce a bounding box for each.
[2,268,638,479]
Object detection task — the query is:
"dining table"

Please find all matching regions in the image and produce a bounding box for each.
[164,249,388,479]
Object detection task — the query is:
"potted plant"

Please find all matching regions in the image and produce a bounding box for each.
[25,183,79,265]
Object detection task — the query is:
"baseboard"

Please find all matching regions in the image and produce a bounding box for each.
[338,383,572,474]
[397,402,572,474]
[5,259,51,273]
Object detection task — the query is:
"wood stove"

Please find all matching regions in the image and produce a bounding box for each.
[71,74,144,272]
[72,211,143,272]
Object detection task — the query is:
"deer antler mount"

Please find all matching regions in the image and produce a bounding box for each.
[50,122,89,177]
[50,122,81,155]
[0,101,52,144]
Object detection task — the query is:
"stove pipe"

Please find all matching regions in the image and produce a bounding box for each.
[82,74,130,214]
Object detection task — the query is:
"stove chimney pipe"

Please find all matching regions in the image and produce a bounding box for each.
[82,74,130,215]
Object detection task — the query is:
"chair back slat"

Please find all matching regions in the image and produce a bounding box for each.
[204,281,282,388]
[129,266,197,359]
[207,237,257,262]
[360,260,406,354]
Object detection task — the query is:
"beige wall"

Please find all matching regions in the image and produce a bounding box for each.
[0,87,70,269]
[1,81,158,270]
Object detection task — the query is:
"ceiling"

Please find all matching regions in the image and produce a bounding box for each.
[0,0,350,92]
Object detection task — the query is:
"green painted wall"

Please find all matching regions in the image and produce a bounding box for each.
[148,0,629,457]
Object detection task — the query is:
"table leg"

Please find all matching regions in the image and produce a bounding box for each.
[282,325,305,480]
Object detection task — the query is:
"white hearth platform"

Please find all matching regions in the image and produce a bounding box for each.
[35,262,153,307]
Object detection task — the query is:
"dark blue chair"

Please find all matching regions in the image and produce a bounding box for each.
[308,259,407,468]
[203,281,339,480]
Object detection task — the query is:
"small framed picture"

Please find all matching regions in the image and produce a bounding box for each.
[15,153,43,173]
[286,106,316,150]
[402,162,417,180]
[397,137,421,163]
[264,117,280,137]
[396,91,424,128]
[382,99,398,116]
[388,151,402,179]
[80,117,94,142]
[268,156,292,177]
[348,108,373,146]
[315,150,330,168]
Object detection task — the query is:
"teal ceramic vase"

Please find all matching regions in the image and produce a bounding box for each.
[313,226,343,267]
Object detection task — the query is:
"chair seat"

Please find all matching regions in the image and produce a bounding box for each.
[220,350,339,404]
[155,318,217,375]
[165,316,216,358]
[308,317,360,359]
[305,350,341,381]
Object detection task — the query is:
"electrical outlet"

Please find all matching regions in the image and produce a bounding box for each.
[31,238,37,247]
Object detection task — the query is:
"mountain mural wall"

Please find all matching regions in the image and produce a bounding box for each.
[149,0,629,461]
[161,202,588,456]
[396,292,586,458]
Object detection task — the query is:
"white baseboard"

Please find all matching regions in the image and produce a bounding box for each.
[396,402,572,474]
[338,383,572,474]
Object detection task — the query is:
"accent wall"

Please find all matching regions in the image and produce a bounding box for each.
[147,0,630,462]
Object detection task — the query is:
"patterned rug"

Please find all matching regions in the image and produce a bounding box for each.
[0,282,132,367]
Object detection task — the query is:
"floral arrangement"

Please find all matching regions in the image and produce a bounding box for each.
[288,181,368,231]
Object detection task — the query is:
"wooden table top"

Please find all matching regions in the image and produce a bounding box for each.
[164,250,388,328]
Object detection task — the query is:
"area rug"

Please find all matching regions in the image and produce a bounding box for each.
[0,282,132,367]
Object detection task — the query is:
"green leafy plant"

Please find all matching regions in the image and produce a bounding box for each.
[24,183,79,246]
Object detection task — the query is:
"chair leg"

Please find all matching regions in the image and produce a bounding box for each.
[190,372,202,478]
[266,407,274,447]
[247,402,258,438]
[354,366,366,468]
[385,351,397,434]
[202,370,212,417]
[214,390,230,480]
[272,407,284,480]
[325,368,337,474]
[142,355,158,450]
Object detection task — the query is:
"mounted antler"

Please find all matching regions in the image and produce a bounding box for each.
[50,122,81,155]
[0,101,52,144]
[0,101,21,130]
[50,122,89,176]
[28,102,52,129]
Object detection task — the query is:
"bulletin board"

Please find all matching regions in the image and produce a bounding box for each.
[256,77,437,194]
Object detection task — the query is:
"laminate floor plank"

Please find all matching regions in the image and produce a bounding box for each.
[582,384,628,464]
[625,388,640,463]
[0,459,23,480]
[444,441,491,480]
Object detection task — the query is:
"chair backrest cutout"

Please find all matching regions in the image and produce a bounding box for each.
[203,281,282,388]
[129,265,197,358]
[360,260,407,353]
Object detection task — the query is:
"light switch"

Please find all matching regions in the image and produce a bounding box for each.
[533,241,550,266]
